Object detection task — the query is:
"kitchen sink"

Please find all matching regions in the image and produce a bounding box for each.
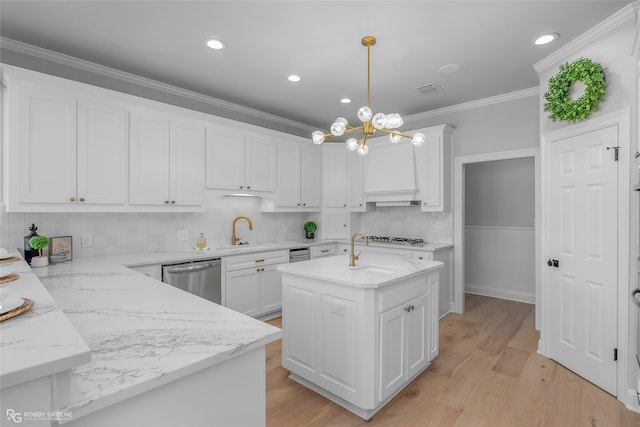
[351,265,396,274]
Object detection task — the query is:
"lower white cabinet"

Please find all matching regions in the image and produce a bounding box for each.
[379,274,438,401]
[282,270,439,417]
[127,264,162,282]
[224,250,288,317]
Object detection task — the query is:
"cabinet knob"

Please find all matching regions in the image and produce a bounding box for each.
[343,204,347,207]
[359,203,363,207]
[247,185,251,190]
[79,197,85,202]
[164,200,169,204]
[69,197,76,202]
[297,203,301,206]
[303,203,306,206]
[171,200,176,204]
[343,224,347,227]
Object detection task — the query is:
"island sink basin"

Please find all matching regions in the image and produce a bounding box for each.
[350,265,396,274]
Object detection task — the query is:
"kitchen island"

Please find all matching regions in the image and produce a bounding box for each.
[278,252,443,420]
[0,251,281,427]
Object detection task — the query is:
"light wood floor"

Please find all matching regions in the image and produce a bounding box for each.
[265,294,640,426]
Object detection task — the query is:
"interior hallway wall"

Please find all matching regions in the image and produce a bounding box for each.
[464,157,536,302]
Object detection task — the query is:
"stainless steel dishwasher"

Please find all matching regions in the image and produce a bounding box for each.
[161,258,222,304]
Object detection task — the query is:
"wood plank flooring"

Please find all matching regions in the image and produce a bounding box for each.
[265,294,640,426]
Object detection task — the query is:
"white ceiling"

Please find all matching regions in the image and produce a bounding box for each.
[0,1,633,135]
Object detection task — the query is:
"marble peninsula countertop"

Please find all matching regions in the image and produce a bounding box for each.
[278,252,443,288]
[0,249,282,423]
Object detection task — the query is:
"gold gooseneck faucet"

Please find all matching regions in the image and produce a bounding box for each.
[232,216,253,246]
[349,231,369,266]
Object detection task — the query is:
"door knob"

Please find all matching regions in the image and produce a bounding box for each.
[547,259,559,268]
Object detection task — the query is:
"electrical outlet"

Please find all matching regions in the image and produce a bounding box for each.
[433,222,444,230]
[81,234,93,248]
[177,229,189,241]
[330,303,345,316]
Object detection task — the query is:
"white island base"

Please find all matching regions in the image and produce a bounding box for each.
[278,253,443,420]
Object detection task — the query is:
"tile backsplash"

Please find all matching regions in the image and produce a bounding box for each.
[0,194,453,258]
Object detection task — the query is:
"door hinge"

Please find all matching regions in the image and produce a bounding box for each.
[606,146,620,161]
[614,348,618,361]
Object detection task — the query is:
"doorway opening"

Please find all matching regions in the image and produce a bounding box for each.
[453,148,541,329]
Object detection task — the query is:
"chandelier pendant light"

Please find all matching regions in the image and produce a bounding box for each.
[311,36,425,156]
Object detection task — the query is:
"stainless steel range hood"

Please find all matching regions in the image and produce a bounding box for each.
[364,142,418,205]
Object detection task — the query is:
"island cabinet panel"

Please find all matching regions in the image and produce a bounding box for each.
[280,255,442,420]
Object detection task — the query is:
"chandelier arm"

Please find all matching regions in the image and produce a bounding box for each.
[376,128,414,140]
[344,125,364,134]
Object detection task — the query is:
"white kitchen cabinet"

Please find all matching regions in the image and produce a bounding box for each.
[323,145,348,208]
[323,209,348,240]
[129,111,205,207]
[205,126,276,193]
[224,250,288,318]
[128,264,162,281]
[348,154,365,210]
[322,145,365,211]
[281,260,441,419]
[414,124,454,212]
[5,80,128,211]
[310,244,336,259]
[264,142,321,211]
[379,292,428,401]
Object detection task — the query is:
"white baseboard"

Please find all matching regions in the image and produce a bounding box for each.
[465,284,535,304]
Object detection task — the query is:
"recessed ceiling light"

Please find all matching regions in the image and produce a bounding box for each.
[206,39,226,50]
[534,33,559,45]
[340,98,351,104]
[438,64,460,75]
[288,75,301,82]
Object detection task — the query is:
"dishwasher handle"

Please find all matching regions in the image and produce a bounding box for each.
[165,261,220,274]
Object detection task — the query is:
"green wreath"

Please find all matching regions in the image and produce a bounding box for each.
[543,58,606,123]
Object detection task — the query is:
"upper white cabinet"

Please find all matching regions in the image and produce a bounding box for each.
[4,75,128,212]
[129,110,205,207]
[323,145,365,211]
[414,124,454,212]
[263,142,321,211]
[205,126,276,194]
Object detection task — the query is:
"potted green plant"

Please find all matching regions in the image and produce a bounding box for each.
[29,235,50,267]
[304,221,317,240]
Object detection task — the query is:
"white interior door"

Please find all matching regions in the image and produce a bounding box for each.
[547,125,618,395]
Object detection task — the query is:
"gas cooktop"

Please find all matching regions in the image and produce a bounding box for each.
[367,236,425,247]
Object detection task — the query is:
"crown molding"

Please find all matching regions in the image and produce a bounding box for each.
[534,2,639,73]
[0,37,315,134]
[404,86,539,123]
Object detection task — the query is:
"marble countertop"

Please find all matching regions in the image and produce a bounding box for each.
[0,249,91,389]
[278,252,443,288]
[1,250,282,423]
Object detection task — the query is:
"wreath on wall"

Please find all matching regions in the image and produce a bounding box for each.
[543,57,606,123]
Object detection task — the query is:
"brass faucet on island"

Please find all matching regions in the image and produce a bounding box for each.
[349,231,369,266]
[232,215,253,246]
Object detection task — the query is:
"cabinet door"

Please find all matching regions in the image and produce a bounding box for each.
[379,304,406,401]
[129,111,170,205]
[77,98,128,205]
[205,127,244,190]
[301,147,322,208]
[171,119,205,206]
[276,144,301,207]
[17,84,77,204]
[323,210,348,240]
[426,273,440,361]
[245,137,276,192]
[348,154,365,210]
[259,264,282,314]
[323,146,347,208]
[225,268,260,317]
[406,294,428,379]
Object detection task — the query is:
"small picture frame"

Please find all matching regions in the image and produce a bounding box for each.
[50,236,73,261]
